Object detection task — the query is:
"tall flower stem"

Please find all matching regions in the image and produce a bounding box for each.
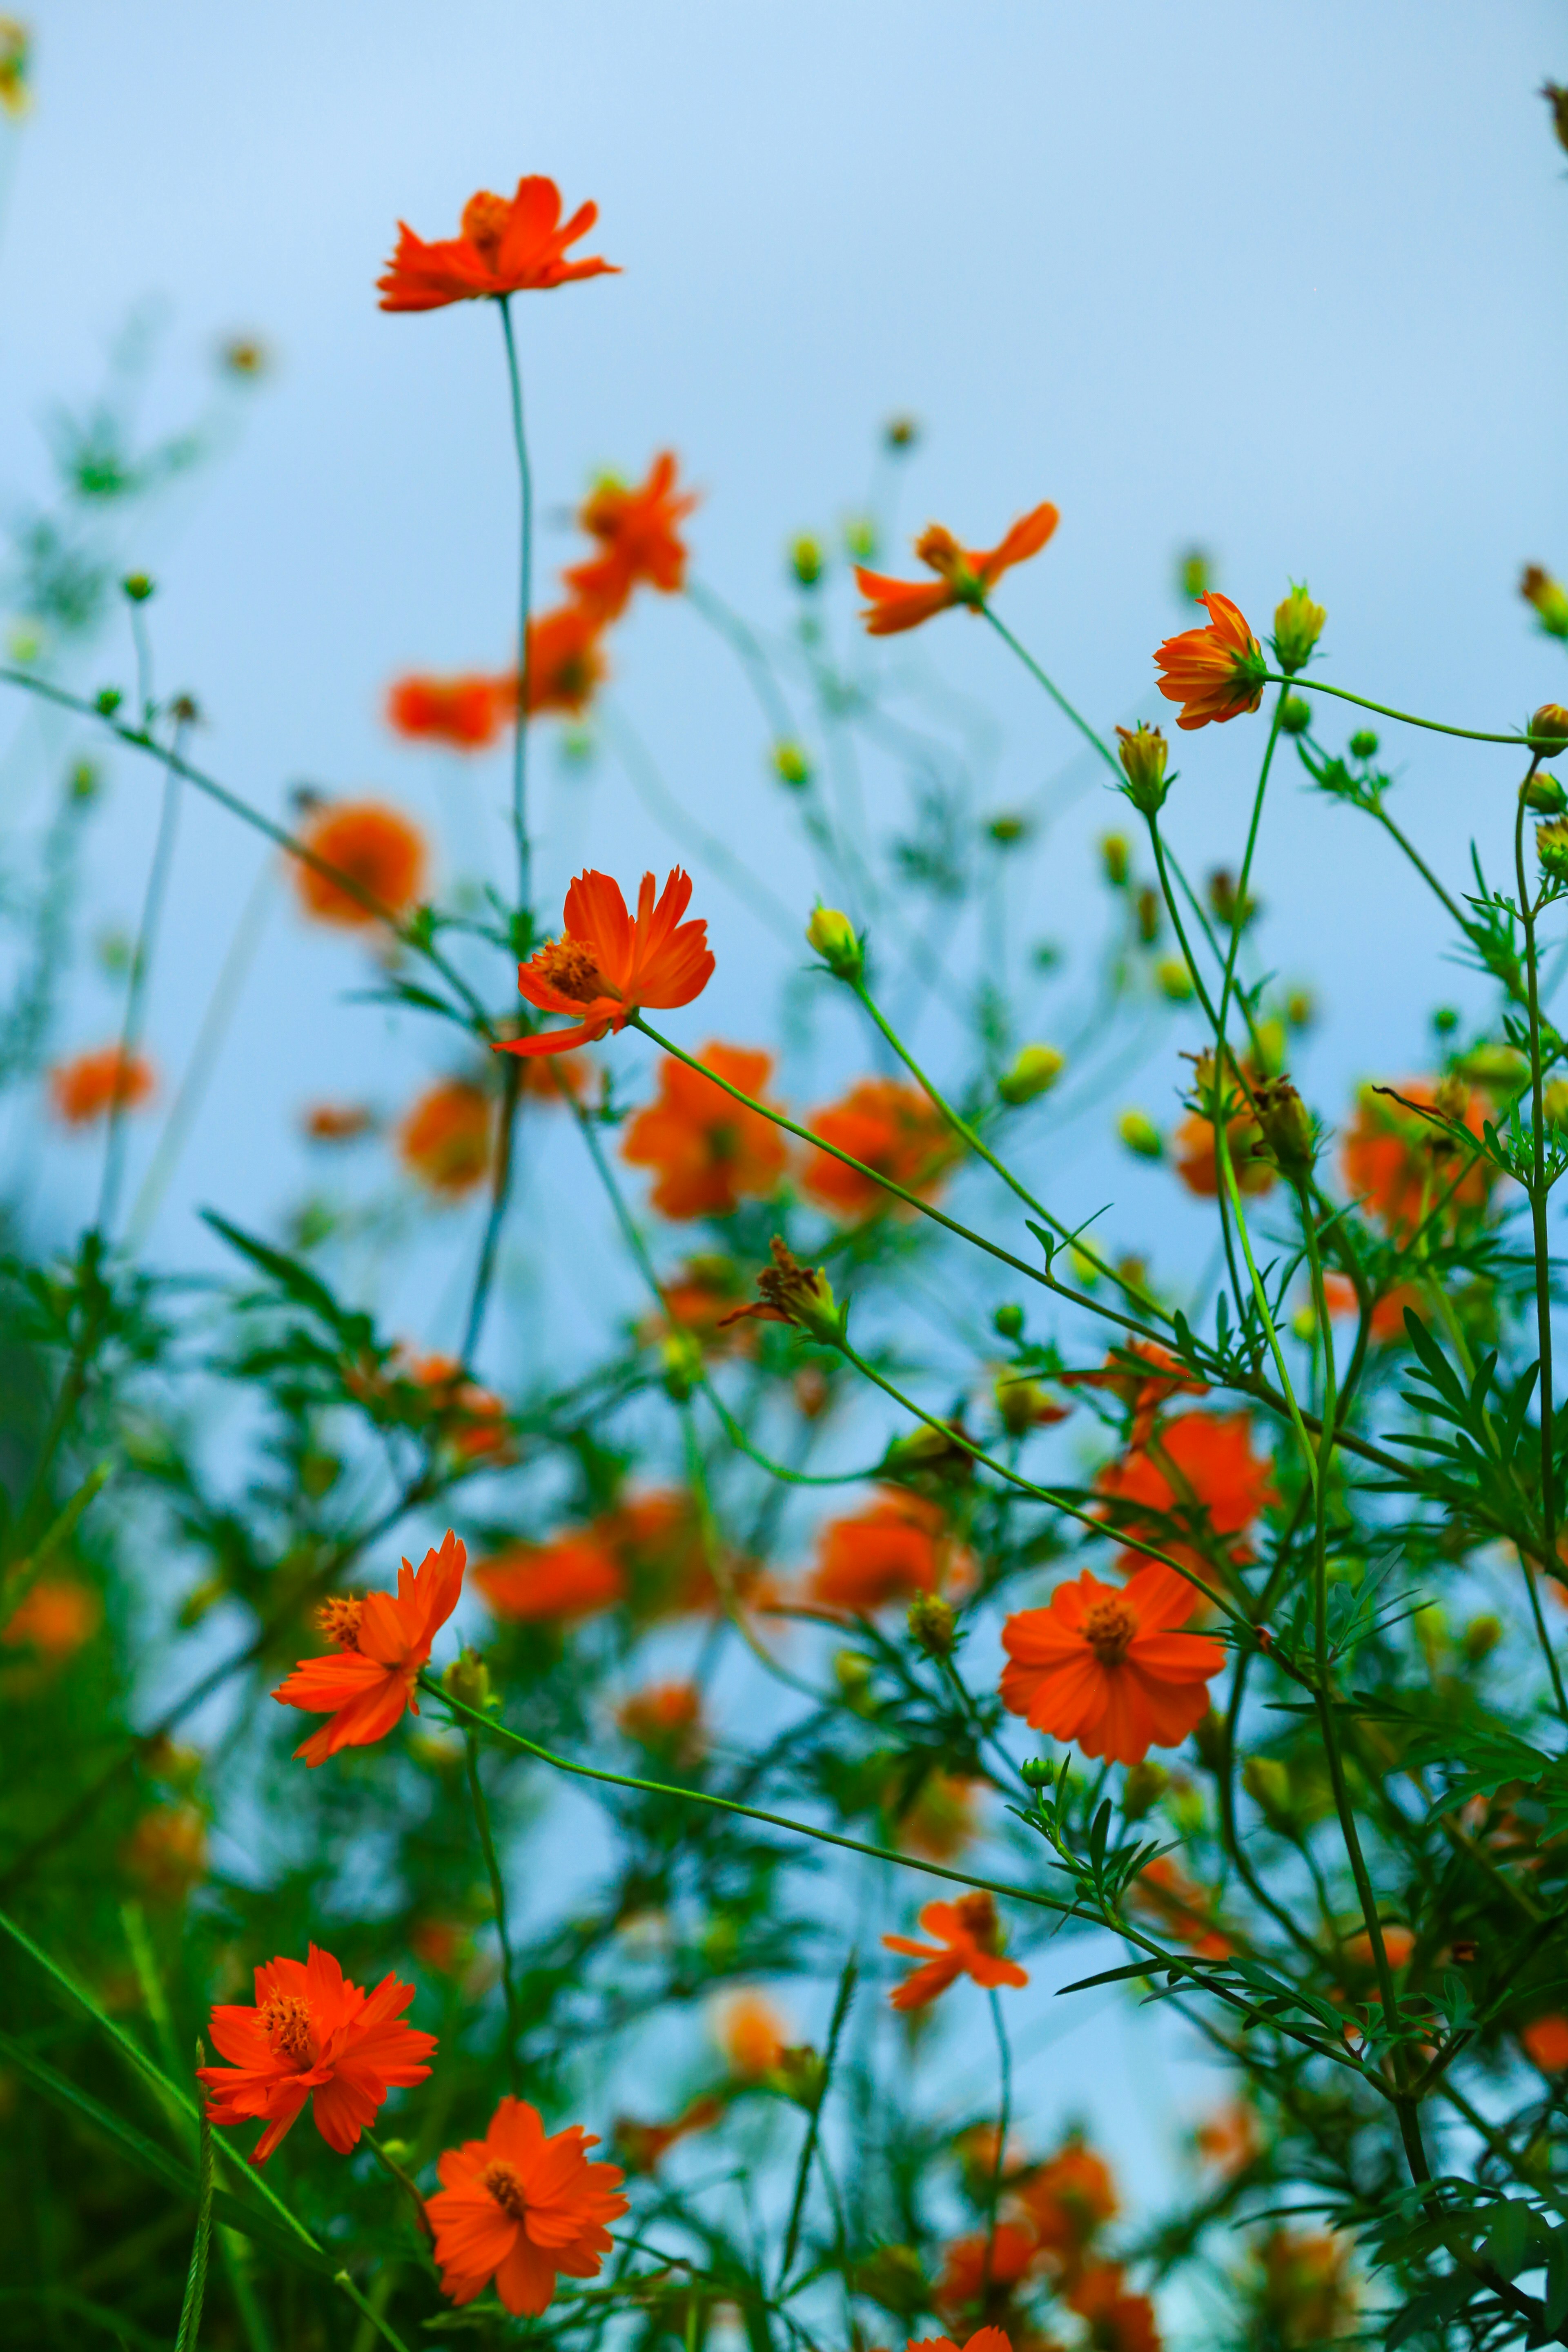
[777,1949,857,2289]
[981,609,1121,777]
[98,729,186,1240]
[497,295,533,913]
[463,1730,523,2094]
[461,1052,523,1362]
[981,1986,1012,2298]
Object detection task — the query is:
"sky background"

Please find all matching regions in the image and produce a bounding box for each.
[2,0,1566,2249]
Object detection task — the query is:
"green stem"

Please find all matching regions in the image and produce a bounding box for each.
[497,295,533,911]
[464,1731,523,2094]
[98,732,185,1238]
[981,608,1121,776]
[461,1051,522,1362]
[981,1985,1012,2300]
[778,1950,857,2288]
[1265,671,1543,748]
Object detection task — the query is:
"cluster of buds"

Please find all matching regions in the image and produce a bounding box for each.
[772,740,813,789]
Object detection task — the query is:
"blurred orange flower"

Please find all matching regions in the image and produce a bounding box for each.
[1172,1106,1274,1198]
[1000,1566,1224,1766]
[272,1530,466,1766]
[403,1353,513,1463]
[716,1990,790,2078]
[386,673,501,751]
[883,1891,1028,2011]
[566,452,698,621]
[123,1803,209,1902]
[1341,1078,1493,1234]
[934,2236,1038,2320]
[426,2095,628,2316]
[803,1076,958,1218]
[1154,592,1266,729]
[199,1943,436,2164]
[855,501,1058,635]
[503,868,714,1057]
[379,176,618,312]
[302,1100,375,1143]
[1096,1411,1276,1574]
[1,1575,102,1659]
[809,1489,954,1611]
[622,1042,787,1218]
[1522,2015,1568,2072]
[893,1770,982,1862]
[1066,2263,1160,2352]
[398,1078,494,1196]
[1320,1272,1422,1345]
[1257,2230,1356,2345]
[49,1046,156,1126]
[617,1679,704,1765]
[1059,1343,1208,1448]
[501,604,607,719]
[1129,1857,1232,1960]
[295,800,427,928]
[1020,2138,1118,2265]
[614,2093,724,2176]
[476,1537,626,1624]
[1194,2101,1260,2175]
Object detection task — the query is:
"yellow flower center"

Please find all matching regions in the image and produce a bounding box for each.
[260,1991,316,2066]
[316,1596,364,1652]
[535,936,611,1004]
[460,192,511,262]
[1082,1596,1138,1667]
[482,2158,528,2220]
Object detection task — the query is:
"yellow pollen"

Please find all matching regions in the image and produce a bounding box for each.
[460,191,511,261]
[316,1595,364,1652]
[260,1991,315,2066]
[482,2158,528,2221]
[1082,1596,1138,1667]
[535,936,611,1005]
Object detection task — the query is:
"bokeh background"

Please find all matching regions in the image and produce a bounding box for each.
[2,0,1565,2255]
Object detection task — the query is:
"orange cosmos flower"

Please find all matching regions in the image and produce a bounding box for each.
[402,1353,513,1463]
[594,1487,753,1618]
[855,501,1059,636]
[893,1770,983,1862]
[427,2097,628,2316]
[1059,1343,1208,1449]
[1096,1411,1276,1576]
[1522,2014,1568,2073]
[272,1530,466,1766]
[1153,592,1267,730]
[1000,1565,1225,1766]
[1340,1078,1494,1234]
[386,673,501,751]
[614,2093,724,2176]
[498,603,608,719]
[934,2237,1038,2322]
[803,1076,958,1218]
[1194,2100,1261,2176]
[917,2328,1020,2352]
[379,176,618,312]
[1,1575,102,1660]
[882,1891,1028,2012]
[565,452,698,621]
[503,867,714,1057]
[1066,2265,1160,2352]
[295,800,428,928]
[49,1046,156,1126]
[1128,1857,1232,1961]
[617,1679,704,1765]
[398,1078,494,1196]
[621,1042,787,1218]
[715,1990,791,2078]
[476,1536,626,1623]
[1019,2138,1118,2268]
[198,1943,436,2164]
[809,1489,956,1612]
[1320,1271,1422,1345]
[1172,1105,1275,1198]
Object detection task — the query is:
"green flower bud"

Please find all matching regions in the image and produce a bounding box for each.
[1178,547,1212,603]
[906,1593,956,1658]
[1252,1076,1316,1180]
[1271,583,1326,676]
[1530,703,1568,760]
[1243,1755,1293,1820]
[772,739,813,788]
[1461,1613,1503,1663]
[1020,1757,1054,1789]
[121,573,155,604]
[1117,1108,1164,1160]
[789,535,824,588]
[1121,1761,1168,1821]
[997,1042,1065,1105]
[1348,729,1379,760]
[1524,773,1567,813]
[1100,832,1132,888]
[1537,818,1568,881]
[992,1302,1025,1341]
[443,1648,495,1714]
[884,414,919,452]
[1115,722,1170,816]
[1522,564,1568,641]
[805,904,864,982]
[1278,693,1312,735]
[1156,957,1194,1004]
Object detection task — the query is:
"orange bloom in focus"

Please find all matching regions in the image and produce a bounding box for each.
[477,1537,625,1624]
[295,800,428,928]
[810,1489,954,1612]
[272,1530,465,1766]
[622,1043,787,1219]
[303,1100,375,1143]
[1172,1106,1275,1199]
[1522,2014,1568,2073]
[1154,592,1266,730]
[1,1575,102,1660]
[883,1891,1028,2012]
[1066,2264,1161,2352]
[503,604,607,719]
[617,1679,704,1765]
[1000,1566,1225,1766]
[803,1076,958,1218]
[379,177,618,312]
[1129,1857,1232,1960]
[503,868,714,1058]
[856,501,1059,635]
[426,2096,628,2316]
[1341,1079,1493,1234]
[387,673,501,752]
[398,1078,493,1196]
[1096,1411,1276,1573]
[716,1990,790,2078]
[198,1943,436,2164]
[49,1046,156,1126]
[1060,1343,1208,1449]
[566,452,698,621]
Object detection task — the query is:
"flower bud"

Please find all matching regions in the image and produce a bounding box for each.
[1525,773,1568,813]
[993,1371,1068,1435]
[1136,886,1161,944]
[884,414,919,452]
[1286,988,1315,1029]
[1156,957,1194,1004]
[1348,729,1379,760]
[789,535,824,588]
[95,687,123,717]
[1530,704,1568,760]
[121,573,155,604]
[1461,1613,1503,1663]
[1243,1755,1293,1820]
[1019,1756,1054,1790]
[834,1650,875,1710]
[805,904,863,982]
[997,1042,1065,1105]
[1278,693,1312,735]
[772,2044,826,2107]
[1432,1073,1470,1123]
[1117,1108,1164,1160]
[1271,584,1326,676]
[1115,722,1170,816]
[906,1593,956,1658]
[1521,564,1568,640]
[1120,1761,1167,1821]
[844,514,878,563]
[442,1648,494,1713]
[1178,547,1212,603]
[1537,819,1568,882]
[1252,1076,1316,1180]
[993,1302,1025,1341]
[987,812,1029,846]
[1207,867,1256,929]
[1543,1078,1568,1127]
[1100,832,1131,888]
[772,740,813,789]
[660,1330,704,1402]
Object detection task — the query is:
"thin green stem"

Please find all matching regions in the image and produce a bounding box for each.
[981,608,1121,777]
[1265,671,1545,748]
[497,295,533,911]
[461,1051,522,1362]
[778,1950,857,2289]
[98,731,185,1238]
[982,1986,1012,2299]
[464,1731,523,2094]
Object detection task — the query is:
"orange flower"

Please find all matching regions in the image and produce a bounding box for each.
[198,1943,436,2164]
[716,1990,790,2078]
[502,868,714,1058]
[426,2095,628,2315]
[272,1530,466,1766]
[593,1488,749,1618]
[617,1679,704,1764]
[809,1489,954,1611]
[934,2237,1039,2317]
[49,1046,156,1125]
[1321,1272,1423,1345]
[1018,2138,1118,2263]
[1128,1857,1232,1960]
[1153,592,1266,730]
[1341,1078,1493,1234]
[565,452,698,621]
[1066,2264,1160,2352]
[622,1043,787,1218]
[803,1076,958,1218]
[398,1078,493,1196]
[882,1891,1028,2011]
[1522,2014,1568,2072]
[477,1536,626,1623]
[638,1256,755,1357]
[1172,1106,1274,1198]
[1096,1412,1276,1574]
[855,502,1059,635]
[1000,1565,1225,1766]
[1257,2230,1356,2345]
[1,1575,102,1659]
[500,604,608,719]
[295,800,428,928]
[379,176,618,312]
[403,1353,513,1463]
[1194,2101,1260,2176]
[386,673,501,751]
[1059,1343,1208,1448]
[302,1100,375,1143]
[614,2093,723,2176]
[893,1770,982,1862]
